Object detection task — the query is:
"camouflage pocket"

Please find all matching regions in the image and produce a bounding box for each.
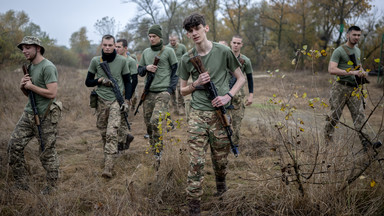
[90,90,98,108]
[50,101,62,124]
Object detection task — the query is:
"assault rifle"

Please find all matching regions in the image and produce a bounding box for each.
[189,55,239,157]
[22,64,45,151]
[99,61,131,131]
[134,56,160,116]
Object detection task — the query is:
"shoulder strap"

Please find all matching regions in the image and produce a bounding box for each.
[341,45,351,56]
[188,48,195,58]
[157,46,165,57]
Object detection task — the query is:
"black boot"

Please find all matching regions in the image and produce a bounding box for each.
[188,199,201,216]
[214,176,227,197]
[118,134,134,151]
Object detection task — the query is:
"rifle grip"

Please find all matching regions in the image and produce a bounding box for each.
[34,115,41,126]
[153,56,160,66]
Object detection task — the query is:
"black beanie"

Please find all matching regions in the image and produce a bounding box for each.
[148,24,162,38]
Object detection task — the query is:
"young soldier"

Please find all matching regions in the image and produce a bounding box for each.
[229,35,254,145]
[177,13,245,215]
[115,38,136,151]
[138,24,178,164]
[324,26,381,149]
[167,34,187,115]
[85,35,130,178]
[9,36,62,194]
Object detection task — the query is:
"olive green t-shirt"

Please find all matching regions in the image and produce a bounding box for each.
[139,46,178,92]
[330,45,361,84]
[126,56,137,75]
[167,43,187,62]
[88,55,129,101]
[177,42,241,111]
[24,59,57,115]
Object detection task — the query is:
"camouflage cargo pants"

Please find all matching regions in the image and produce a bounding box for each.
[230,93,246,145]
[186,108,231,201]
[324,82,369,142]
[96,97,121,155]
[143,92,171,153]
[8,102,62,184]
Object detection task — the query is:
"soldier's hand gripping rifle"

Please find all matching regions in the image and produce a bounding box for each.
[348,53,370,85]
[99,61,131,131]
[189,55,239,157]
[22,64,45,151]
[134,56,160,116]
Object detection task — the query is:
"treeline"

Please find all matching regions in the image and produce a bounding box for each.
[1,0,383,71]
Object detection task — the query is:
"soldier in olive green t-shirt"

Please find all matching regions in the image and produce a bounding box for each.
[138,24,178,166]
[324,26,381,150]
[167,35,188,115]
[9,36,62,194]
[176,13,245,215]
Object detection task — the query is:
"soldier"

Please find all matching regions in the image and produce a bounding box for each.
[85,34,131,178]
[115,38,136,151]
[8,36,62,194]
[177,13,245,215]
[229,35,254,145]
[138,24,178,165]
[167,34,187,116]
[324,26,381,150]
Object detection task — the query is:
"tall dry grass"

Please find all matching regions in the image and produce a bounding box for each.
[0,64,384,215]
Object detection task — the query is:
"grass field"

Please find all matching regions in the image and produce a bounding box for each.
[0,65,384,215]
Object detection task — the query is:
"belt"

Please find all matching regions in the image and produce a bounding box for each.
[337,80,358,88]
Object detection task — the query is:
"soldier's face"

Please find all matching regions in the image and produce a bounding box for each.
[169,37,177,46]
[186,24,209,45]
[347,30,361,45]
[115,42,127,55]
[21,44,39,60]
[231,37,243,52]
[149,34,161,46]
[102,38,115,54]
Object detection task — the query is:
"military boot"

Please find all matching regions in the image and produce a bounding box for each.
[41,171,58,195]
[188,199,201,216]
[102,154,114,178]
[118,134,134,151]
[214,176,227,197]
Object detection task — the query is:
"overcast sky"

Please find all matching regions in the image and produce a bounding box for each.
[1,0,384,48]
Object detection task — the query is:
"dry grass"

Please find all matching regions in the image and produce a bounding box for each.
[0,65,384,215]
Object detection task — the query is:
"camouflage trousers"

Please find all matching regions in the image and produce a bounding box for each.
[186,108,231,201]
[96,97,121,155]
[170,83,185,111]
[324,82,369,142]
[8,102,62,184]
[230,94,246,145]
[143,92,171,153]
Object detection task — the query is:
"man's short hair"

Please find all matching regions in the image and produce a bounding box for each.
[347,26,361,33]
[117,39,128,47]
[102,34,115,43]
[232,35,243,40]
[183,13,206,32]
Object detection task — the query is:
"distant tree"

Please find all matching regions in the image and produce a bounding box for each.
[70,27,91,68]
[94,16,117,37]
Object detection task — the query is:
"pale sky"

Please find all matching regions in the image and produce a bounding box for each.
[1,0,137,47]
[1,0,384,48]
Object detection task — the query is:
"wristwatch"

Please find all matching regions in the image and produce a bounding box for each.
[226,92,233,99]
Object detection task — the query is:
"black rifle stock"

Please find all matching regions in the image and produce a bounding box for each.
[348,53,370,85]
[99,61,131,131]
[189,55,239,157]
[22,64,45,151]
[134,56,160,116]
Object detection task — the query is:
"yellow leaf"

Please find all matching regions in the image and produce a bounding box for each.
[346,68,352,72]
[347,61,354,66]
[301,50,306,55]
[329,79,333,84]
[303,45,307,50]
[293,92,299,98]
[371,179,376,187]
[273,94,277,98]
[299,127,304,132]
[307,53,312,57]
[374,58,380,63]
[321,50,327,56]
[321,101,329,108]
[291,58,297,65]
[302,93,307,99]
[366,69,371,72]
[336,76,340,81]
[275,69,279,73]
[315,52,321,58]
[282,74,286,79]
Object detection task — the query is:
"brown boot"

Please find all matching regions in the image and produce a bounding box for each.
[102,154,114,178]
[188,199,201,216]
[214,176,227,197]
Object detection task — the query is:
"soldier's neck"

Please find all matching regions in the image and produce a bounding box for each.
[195,40,212,56]
[31,54,44,65]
